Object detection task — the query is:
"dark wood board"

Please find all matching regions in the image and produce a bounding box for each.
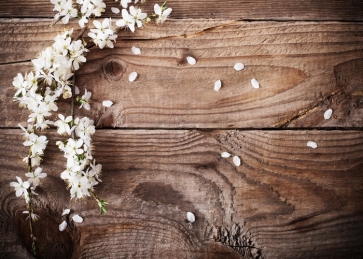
[1,129,362,258]
[1,19,363,128]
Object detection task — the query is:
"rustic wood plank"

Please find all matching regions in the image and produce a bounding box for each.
[0,129,362,258]
[1,20,363,128]
[0,0,363,21]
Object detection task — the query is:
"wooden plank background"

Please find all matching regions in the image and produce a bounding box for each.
[0,1,363,259]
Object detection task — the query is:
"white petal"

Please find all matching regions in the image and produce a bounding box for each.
[186,56,196,65]
[62,208,70,216]
[221,152,231,158]
[74,85,80,95]
[234,62,244,71]
[102,100,113,107]
[187,212,195,223]
[307,141,318,149]
[233,155,241,166]
[72,214,83,223]
[59,220,67,231]
[129,71,138,82]
[131,46,141,55]
[324,108,333,120]
[111,7,120,14]
[251,78,260,89]
[214,79,222,91]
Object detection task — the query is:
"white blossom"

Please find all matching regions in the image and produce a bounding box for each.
[25,167,47,187]
[10,177,30,198]
[129,6,147,28]
[23,133,48,156]
[154,3,172,24]
[88,18,117,49]
[74,117,96,141]
[54,114,73,135]
[79,89,92,110]
[116,8,136,32]
[120,0,132,8]
[23,211,40,221]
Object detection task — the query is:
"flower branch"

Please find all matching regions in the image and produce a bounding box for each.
[10,0,172,254]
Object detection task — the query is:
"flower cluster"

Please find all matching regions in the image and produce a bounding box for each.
[51,0,106,27]
[13,29,88,132]
[114,1,172,31]
[56,116,102,199]
[88,18,118,49]
[10,28,90,223]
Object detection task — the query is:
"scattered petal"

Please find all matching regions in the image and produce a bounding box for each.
[324,108,333,120]
[187,212,195,223]
[307,141,318,149]
[214,79,222,91]
[111,7,120,14]
[221,152,231,158]
[187,56,196,65]
[72,214,83,223]
[102,100,113,107]
[234,62,244,71]
[62,209,70,216]
[59,220,67,231]
[131,46,141,55]
[75,85,80,95]
[129,71,138,82]
[251,78,260,89]
[233,155,241,166]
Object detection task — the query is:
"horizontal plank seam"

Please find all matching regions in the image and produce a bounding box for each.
[0,60,31,66]
[1,16,363,23]
[1,127,363,131]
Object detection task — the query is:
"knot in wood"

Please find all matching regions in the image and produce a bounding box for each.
[103,58,126,80]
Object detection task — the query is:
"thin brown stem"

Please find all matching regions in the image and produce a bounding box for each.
[26,192,37,255]
[71,75,76,139]
[75,26,88,41]
[50,17,61,27]
[26,155,37,255]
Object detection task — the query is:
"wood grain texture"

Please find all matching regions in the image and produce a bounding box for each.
[1,129,362,258]
[0,0,363,21]
[1,20,363,128]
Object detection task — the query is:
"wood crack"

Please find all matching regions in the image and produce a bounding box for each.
[274,89,343,128]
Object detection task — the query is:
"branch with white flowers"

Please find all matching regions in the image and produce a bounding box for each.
[10,0,172,256]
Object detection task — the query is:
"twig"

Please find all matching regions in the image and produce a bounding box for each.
[75,26,88,41]
[50,17,61,27]
[71,75,76,139]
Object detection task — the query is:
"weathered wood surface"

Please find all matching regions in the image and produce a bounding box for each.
[1,129,363,259]
[1,19,363,128]
[1,0,363,21]
[1,0,363,258]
